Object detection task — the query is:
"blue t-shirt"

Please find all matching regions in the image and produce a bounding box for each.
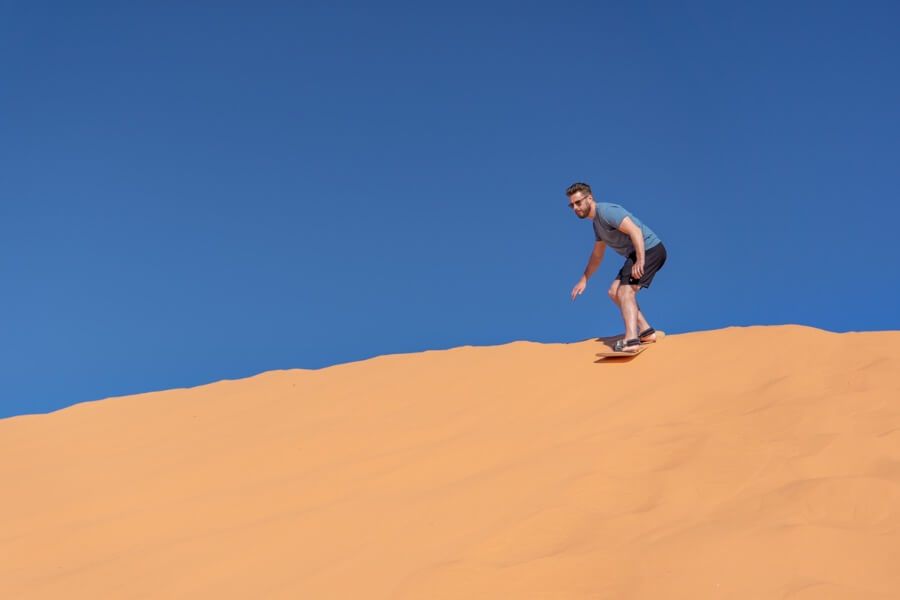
[592,202,662,257]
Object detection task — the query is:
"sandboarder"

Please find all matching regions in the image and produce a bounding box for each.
[566,182,668,353]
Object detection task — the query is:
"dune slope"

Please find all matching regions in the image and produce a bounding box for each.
[2,325,900,598]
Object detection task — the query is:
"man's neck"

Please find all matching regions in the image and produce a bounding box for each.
[587,201,597,220]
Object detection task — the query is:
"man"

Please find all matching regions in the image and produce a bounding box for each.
[566,182,667,353]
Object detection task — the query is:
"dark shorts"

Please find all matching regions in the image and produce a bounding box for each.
[617,242,667,289]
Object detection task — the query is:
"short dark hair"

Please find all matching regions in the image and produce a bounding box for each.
[566,182,592,197]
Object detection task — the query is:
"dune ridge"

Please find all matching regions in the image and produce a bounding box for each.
[2,324,900,598]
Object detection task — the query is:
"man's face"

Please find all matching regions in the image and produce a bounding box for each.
[568,192,592,219]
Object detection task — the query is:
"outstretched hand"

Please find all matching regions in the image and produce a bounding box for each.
[571,278,587,301]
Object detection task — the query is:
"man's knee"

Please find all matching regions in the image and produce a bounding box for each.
[616,283,637,300]
[608,281,620,303]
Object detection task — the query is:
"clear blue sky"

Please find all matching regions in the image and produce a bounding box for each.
[2,1,899,418]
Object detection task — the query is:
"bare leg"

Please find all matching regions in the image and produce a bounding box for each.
[608,280,653,337]
[634,297,655,340]
[615,283,642,341]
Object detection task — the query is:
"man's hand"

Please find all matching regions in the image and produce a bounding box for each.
[631,260,645,280]
[571,276,587,300]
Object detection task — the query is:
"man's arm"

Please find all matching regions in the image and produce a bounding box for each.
[571,241,605,300]
[583,240,606,280]
[618,217,645,262]
[618,217,646,278]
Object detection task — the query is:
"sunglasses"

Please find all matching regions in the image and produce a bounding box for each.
[568,195,590,209]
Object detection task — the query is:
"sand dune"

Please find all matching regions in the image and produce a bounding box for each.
[2,325,900,598]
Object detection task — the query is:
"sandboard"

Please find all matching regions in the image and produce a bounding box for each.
[595,330,665,358]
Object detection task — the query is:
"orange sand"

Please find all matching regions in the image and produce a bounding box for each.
[2,325,900,598]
